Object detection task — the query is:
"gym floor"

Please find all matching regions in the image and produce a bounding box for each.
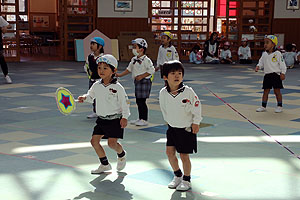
[1,60,300,200]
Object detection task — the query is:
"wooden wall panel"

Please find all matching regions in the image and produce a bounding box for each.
[97,18,149,39]
[272,19,300,48]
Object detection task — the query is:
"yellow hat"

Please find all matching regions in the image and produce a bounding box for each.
[265,35,278,46]
[161,31,173,39]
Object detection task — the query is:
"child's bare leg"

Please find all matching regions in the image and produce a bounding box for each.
[166,146,180,171]
[108,138,123,154]
[262,89,270,107]
[90,135,105,158]
[274,88,282,105]
[179,153,191,176]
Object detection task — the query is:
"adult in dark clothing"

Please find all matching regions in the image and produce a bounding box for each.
[0,16,12,83]
[203,32,220,64]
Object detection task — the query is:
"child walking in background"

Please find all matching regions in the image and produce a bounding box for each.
[155,31,179,78]
[283,44,297,69]
[159,60,202,191]
[117,38,155,126]
[84,37,105,118]
[255,35,287,113]
[238,38,252,64]
[219,41,234,64]
[78,54,130,173]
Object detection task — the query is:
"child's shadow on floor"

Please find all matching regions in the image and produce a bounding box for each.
[74,172,133,200]
[170,190,197,200]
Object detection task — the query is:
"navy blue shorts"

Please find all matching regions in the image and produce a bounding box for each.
[166,125,197,154]
[262,73,284,89]
[93,117,124,139]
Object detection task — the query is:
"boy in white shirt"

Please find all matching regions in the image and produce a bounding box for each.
[220,41,233,64]
[117,38,155,126]
[159,60,202,191]
[255,35,287,113]
[155,31,179,78]
[238,38,252,64]
[78,54,130,174]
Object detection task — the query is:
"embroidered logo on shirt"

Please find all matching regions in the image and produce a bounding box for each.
[182,99,190,103]
[166,52,172,58]
[109,88,117,93]
[195,101,200,107]
[272,55,277,62]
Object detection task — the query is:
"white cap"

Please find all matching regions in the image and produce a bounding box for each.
[241,37,248,42]
[132,38,148,48]
[96,54,118,69]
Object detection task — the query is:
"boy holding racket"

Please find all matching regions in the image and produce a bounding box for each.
[78,54,130,173]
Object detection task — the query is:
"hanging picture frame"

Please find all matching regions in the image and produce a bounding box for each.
[114,0,133,12]
[286,0,299,10]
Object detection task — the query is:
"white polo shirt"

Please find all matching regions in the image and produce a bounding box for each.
[157,45,179,67]
[220,49,232,59]
[159,85,202,128]
[83,80,130,119]
[238,46,251,59]
[257,51,287,75]
[127,55,155,79]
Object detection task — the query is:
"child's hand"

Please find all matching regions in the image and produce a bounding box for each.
[280,74,285,80]
[120,118,127,128]
[191,123,199,134]
[115,73,120,77]
[255,66,259,72]
[135,75,143,81]
[77,96,86,103]
[155,67,160,72]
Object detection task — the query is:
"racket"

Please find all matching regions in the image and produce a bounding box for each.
[55,87,78,115]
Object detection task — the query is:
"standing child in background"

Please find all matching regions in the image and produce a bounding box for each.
[78,54,130,174]
[255,35,287,113]
[283,44,297,69]
[0,16,12,83]
[159,60,202,191]
[155,31,179,78]
[189,45,203,64]
[84,37,105,119]
[238,38,252,64]
[220,41,234,64]
[117,38,155,126]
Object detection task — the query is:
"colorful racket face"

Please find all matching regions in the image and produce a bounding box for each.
[55,87,76,115]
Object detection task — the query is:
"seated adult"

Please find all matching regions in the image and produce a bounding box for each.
[203,32,220,64]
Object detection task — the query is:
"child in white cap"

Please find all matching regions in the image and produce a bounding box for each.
[78,54,130,174]
[238,38,252,64]
[117,38,155,126]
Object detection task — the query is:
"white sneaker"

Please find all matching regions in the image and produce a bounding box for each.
[116,154,126,171]
[176,180,191,191]
[91,163,112,174]
[87,112,98,119]
[256,107,266,112]
[275,106,283,113]
[130,119,139,124]
[4,75,12,84]
[168,176,182,189]
[135,119,148,126]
